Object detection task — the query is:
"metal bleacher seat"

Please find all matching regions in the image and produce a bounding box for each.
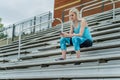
[0,24,119,69]
[0,20,119,59]
[0,57,120,79]
[0,21,119,61]
[0,37,119,69]
[86,8,120,26]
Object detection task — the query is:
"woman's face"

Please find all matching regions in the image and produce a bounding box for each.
[69,12,77,21]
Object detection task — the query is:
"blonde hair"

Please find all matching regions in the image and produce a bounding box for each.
[69,8,80,21]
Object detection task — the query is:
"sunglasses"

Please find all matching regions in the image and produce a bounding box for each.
[69,14,74,17]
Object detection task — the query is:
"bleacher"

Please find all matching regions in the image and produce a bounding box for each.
[0,6,120,80]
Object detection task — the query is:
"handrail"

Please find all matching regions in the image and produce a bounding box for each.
[64,0,98,11]
[62,0,98,22]
[111,0,115,20]
[83,0,118,13]
[55,18,63,32]
[17,18,63,61]
[19,18,63,34]
[80,0,115,20]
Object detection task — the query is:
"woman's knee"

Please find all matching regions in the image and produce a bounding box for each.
[72,36,79,44]
[60,37,66,44]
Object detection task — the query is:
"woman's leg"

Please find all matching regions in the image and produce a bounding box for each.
[80,39,93,48]
[61,50,67,59]
[72,36,85,58]
[76,50,80,58]
[75,50,81,65]
[60,37,70,59]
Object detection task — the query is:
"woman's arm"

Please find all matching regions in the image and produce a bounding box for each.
[61,18,87,37]
[69,25,73,34]
[60,25,73,37]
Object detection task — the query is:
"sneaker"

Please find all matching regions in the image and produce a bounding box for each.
[74,62,81,65]
[55,58,64,61]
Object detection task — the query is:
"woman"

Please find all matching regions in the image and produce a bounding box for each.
[57,8,93,60]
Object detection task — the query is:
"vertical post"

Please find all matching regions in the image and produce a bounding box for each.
[33,16,36,33]
[21,22,24,35]
[18,25,22,60]
[62,10,65,22]
[111,0,115,21]
[12,24,15,41]
[30,20,33,34]
[48,11,51,28]
[39,16,41,31]
[80,11,82,18]
[101,0,104,12]
[5,28,8,45]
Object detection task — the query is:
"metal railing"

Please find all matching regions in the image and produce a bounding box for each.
[0,11,52,45]
[62,0,98,22]
[62,0,118,22]
[80,0,115,20]
[17,18,63,60]
[55,18,63,32]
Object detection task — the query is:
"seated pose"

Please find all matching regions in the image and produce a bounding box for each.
[58,8,93,60]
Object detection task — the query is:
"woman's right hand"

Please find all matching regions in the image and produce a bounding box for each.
[60,32,68,37]
[60,32,74,37]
